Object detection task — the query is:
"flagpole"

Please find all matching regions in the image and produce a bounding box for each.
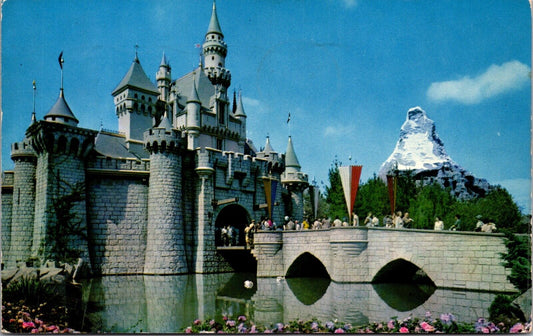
[32,80,36,123]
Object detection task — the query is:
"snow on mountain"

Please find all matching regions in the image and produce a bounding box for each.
[378,107,492,200]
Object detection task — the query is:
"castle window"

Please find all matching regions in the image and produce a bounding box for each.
[217,138,223,150]
[212,56,215,61]
[142,95,145,101]
[141,104,146,114]
[218,100,225,124]
[148,97,152,102]
[135,93,138,99]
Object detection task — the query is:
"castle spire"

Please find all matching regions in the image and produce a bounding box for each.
[207,0,223,37]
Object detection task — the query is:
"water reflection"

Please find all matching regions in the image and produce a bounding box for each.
[372,283,436,311]
[81,273,499,333]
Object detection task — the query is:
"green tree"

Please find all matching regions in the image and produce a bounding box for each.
[324,159,348,220]
[354,174,389,219]
[408,182,456,230]
[475,187,522,231]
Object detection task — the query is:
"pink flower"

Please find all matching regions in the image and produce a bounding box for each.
[399,327,409,333]
[185,327,192,333]
[238,315,247,322]
[387,320,395,329]
[194,319,202,325]
[22,321,36,329]
[31,328,39,333]
[46,325,58,332]
[334,328,345,333]
[420,321,435,332]
[510,323,524,333]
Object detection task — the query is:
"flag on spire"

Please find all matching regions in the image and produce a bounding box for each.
[58,51,64,69]
[32,80,36,90]
[287,111,291,124]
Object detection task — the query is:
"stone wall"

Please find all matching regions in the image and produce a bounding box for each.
[1,172,14,264]
[86,175,148,275]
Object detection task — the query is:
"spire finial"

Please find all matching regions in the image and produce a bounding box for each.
[134,44,139,63]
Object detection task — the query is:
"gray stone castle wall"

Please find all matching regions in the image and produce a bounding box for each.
[86,174,148,275]
[7,159,36,267]
[1,172,14,263]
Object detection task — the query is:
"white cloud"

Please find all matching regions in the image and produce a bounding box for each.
[242,96,261,107]
[341,0,358,9]
[427,60,530,104]
[323,124,354,137]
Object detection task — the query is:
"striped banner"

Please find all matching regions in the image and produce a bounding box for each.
[339,165,363,221]
[263,177,278,219]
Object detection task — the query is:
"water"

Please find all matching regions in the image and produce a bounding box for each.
[79,273,499,333]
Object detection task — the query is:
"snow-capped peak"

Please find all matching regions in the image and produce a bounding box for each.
[379,107,454,175]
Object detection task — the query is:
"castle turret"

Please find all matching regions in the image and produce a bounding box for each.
[7,137,36,267]
[112,54,160,142]
[143,114,188,274]
[281,136,309,221]
[233,90,247,147]
[186,72,201,150]
[203,1,231,89]
[156,52,171,103]
[27,87,96,268]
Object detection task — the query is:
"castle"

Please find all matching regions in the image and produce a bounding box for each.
[1,2,308,275]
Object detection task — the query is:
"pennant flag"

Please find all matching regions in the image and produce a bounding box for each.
[58,51,64,69]
[339,165,363,221]
[287,112,291,124]
[386,175,397,215]
[263,177,278,219]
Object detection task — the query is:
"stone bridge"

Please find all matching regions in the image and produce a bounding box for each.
[252,227,516,293]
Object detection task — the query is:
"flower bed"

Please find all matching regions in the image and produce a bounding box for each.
[2,301,77,334]
[183,312,532,334]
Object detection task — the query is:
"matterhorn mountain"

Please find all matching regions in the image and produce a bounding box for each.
[378,107,492,200]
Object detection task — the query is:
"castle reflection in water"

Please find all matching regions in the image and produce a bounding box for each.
[81,273,497,333]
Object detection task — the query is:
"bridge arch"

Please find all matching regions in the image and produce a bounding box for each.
[214,204,250,246]
[286,252,330,279]
[372,258,435,286]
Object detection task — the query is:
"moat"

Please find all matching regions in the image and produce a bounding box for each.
[78,273,499,333]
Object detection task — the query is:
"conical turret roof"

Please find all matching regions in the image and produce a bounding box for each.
[44,89,79,125]
[263,136,275,154]
[187,72,201,104]
[112,57,159,95]
[206,1,223,37]
[157,112,173,130]
[284,136,301,170]
[234,91,246,117]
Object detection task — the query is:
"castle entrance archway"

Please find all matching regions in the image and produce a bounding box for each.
[215,204,250,247]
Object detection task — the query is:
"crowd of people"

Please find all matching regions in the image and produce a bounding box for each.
[220,212,498,249]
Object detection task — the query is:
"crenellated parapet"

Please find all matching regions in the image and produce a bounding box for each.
[144,127,183,154]
[26,121,96,159]
[11,139,36,162]
[204,67,231,87]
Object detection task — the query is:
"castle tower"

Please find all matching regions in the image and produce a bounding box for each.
[233,90,247,147]
[186,71,201,150]
[156,52,171,103]
[256,137,286,223]
[7,136,36,267]
[112,54,160,142]
[27,87,96,267]
[203,1,231,128]
[281,136,309,221]
[143,114,188,274]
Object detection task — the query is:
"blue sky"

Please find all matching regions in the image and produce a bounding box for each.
[2,0,531,213]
